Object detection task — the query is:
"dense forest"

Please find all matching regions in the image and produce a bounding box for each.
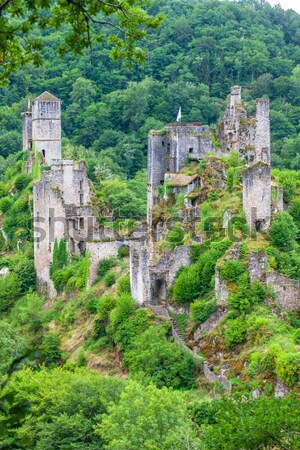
[0,0,300,449]
[1,0,300,180]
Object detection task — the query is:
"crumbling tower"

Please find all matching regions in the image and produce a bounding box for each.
[21,100,32,151]
[22,91,62,165]
[255,98,270,164]
[147,122,212,225]
[242,97,271,232]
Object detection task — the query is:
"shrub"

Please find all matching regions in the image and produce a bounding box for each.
[219,260,246,282]
[224,318,247,348]
[173,265,201,303]
[191,299,216,323]
[97,295,116,321]
[0,196,13,213]
[109,294,136,331]
[97,257,118,278]
[294,329,300,344]
[9,292,45,337]
[275,352,300,387]
[173,241,231,304]
[51,253,89,293]
[0,321,27,377]
[269,212,298,251]
[123,327,198,389]
[117,245,129,258]
[14,173,32,191]
[104,271,116,287]
[166,226,184,249]
[113,308,152,350]
[117,275,131,295]
[0,273,22,312]
[42,332,63,364]
[13,256,36,292]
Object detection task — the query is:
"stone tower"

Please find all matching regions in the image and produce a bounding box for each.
[255,98,270,164]
[22,92,62,165]
[242,97,271,232]
[147,122,212,225]
[21,100,32,151]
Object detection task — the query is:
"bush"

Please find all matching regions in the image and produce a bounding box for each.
[113,308,152,350]
[109,294,136,331]
[0,273,22,312]
[104,271,116,287]
[14,173,32,191]
[294,329,300,344]
[275,352,300,387]
[97,295,116,321]
[97,257,118,278]
[219,260,246,282]
[42,332,63,364]
[166,226,184,249]
[123,326,197,389]
[269,212,297,251]
[0,196,13,213]
[117,245,129,258]
[191,299,216,323]
[117,275,131,295]
[173,265,201,303]
[224,318,247,348]
[13,256,36,292]
[0,321,26,377]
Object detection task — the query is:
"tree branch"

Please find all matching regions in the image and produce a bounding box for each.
[0,0,12,15]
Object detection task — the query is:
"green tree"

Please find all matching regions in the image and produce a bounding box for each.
[98,381,199,450]
[269,212,298,251]
[123,326,197,389]
[0,0,162,84]
[201,396,300,450]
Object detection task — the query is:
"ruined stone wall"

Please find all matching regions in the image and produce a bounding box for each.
[130,241,150,305]
[166,124,212,170]
[22,110,32,151]
[243,162,271,232]
[148,124,212,226]
[50,160,92,207]
[271,186,284,215]
[248,250,268,282]
[255,99,270,164]
[217,87,271,166]
[147,133,168,225]
[33,176,66,298]
[86,241,121,287]
[32,98,61,165]
[263,271,300,312]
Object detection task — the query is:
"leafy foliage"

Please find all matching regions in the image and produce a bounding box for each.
[123,326,197,389]
[269,212,298,251]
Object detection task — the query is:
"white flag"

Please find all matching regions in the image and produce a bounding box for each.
[176,107,182,122]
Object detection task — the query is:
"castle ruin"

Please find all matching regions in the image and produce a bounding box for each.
[24,87,276,303]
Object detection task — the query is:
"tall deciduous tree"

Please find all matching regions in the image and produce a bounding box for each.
[0,0,163,84]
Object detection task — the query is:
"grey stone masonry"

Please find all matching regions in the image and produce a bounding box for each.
[255,98,270,164]
[22,92,62,166]
[33,159,94,297]
[217,87,271,166]
[243,162,271,232]
[263,271,300,312]
[248,250,268,282]
[147,122,212,226]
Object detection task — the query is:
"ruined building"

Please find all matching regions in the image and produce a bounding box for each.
[22,92,62,165]
[24,87,275,303]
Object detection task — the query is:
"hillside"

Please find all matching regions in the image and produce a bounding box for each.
[0,1,300,449]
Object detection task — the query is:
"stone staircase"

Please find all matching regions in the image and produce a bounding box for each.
[143,302,231,393]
